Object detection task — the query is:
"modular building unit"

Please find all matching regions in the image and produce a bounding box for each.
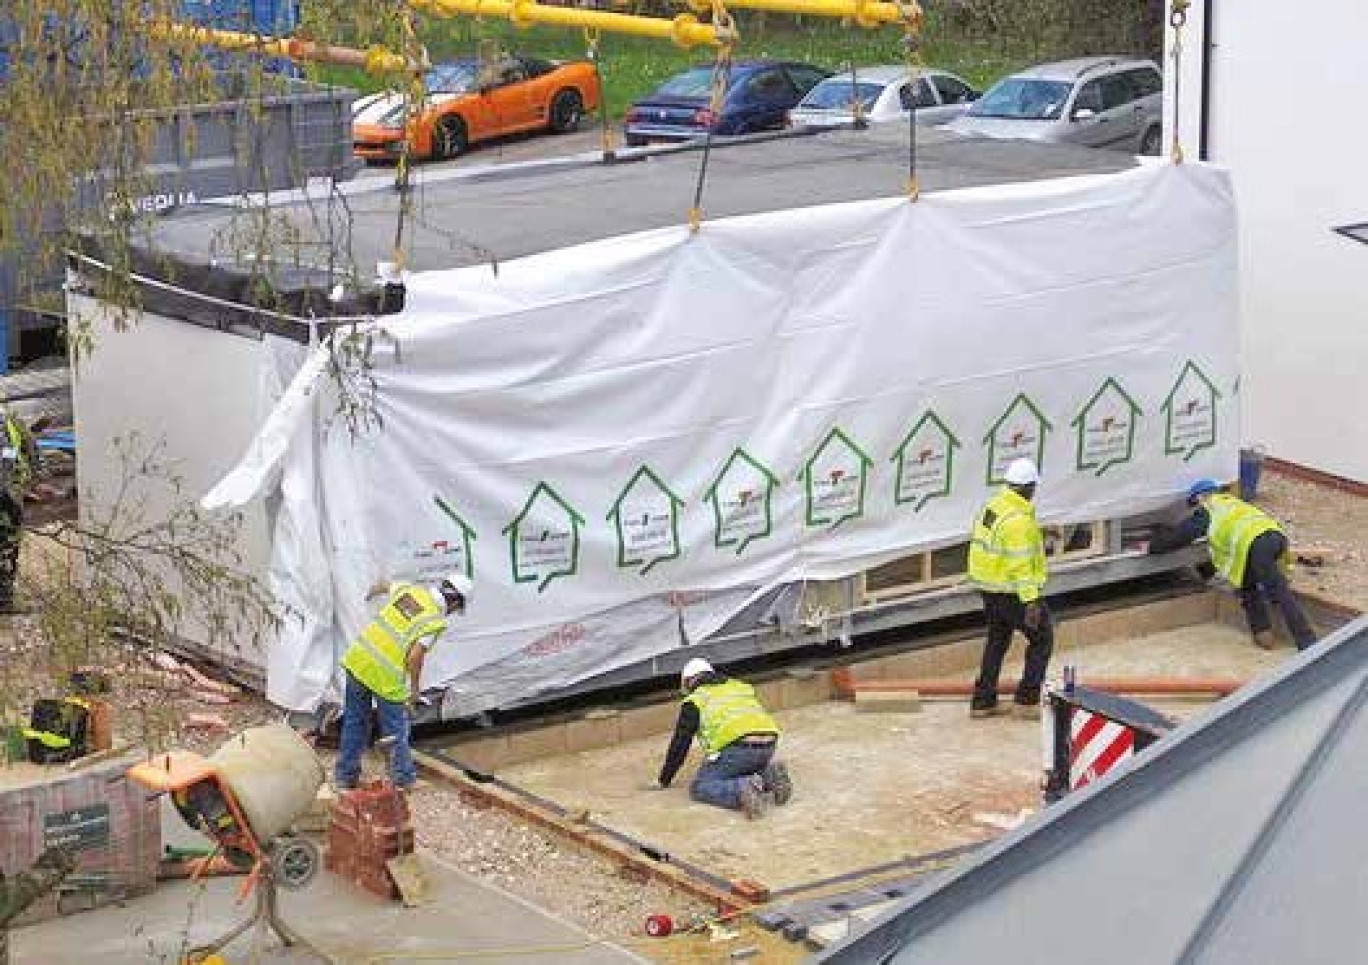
[69,127,1230,718]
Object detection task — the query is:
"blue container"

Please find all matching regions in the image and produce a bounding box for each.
[1239,447,1265,500]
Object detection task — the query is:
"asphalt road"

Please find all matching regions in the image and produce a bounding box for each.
[353,125,613,180]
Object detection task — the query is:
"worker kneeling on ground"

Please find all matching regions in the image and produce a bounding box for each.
[1148,479,1316,651]
[655,659,793,819]
[967,458,1053,720]
[335,573,472,792]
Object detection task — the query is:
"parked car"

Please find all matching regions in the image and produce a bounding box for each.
[623,60,829,145]
[789,66,978,129]
[352,55,600,162]
[946,56,1163,155]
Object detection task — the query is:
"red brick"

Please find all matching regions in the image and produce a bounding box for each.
[730,879,771,903]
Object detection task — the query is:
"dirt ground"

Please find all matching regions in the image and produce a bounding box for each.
[1258,468,1368,611]
[499,622,1283,892]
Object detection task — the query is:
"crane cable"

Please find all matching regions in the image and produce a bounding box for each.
[583,27,617,161]
[1168,0,1189,163]
[893,0,926,200]
[687,0,737,232]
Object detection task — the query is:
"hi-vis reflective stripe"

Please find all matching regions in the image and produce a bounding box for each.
[22,728,71,749]
[1069,709,1135,790]
[355,628,408,690]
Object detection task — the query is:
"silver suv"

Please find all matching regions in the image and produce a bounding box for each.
[947,56,1163,155]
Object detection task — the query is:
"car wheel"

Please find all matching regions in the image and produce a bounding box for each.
[548,89,584,134]
[1140,125,1162,157]
[433,116,468,161]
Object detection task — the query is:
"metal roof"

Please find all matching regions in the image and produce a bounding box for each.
[814,614,1368,965]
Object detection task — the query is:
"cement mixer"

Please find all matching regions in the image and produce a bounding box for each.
[129,723,325,960]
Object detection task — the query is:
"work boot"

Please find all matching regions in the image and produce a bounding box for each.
[1253,630,1277,651]
[738,774,774,820]
[763,761,793,806]
[969,703,1010,720]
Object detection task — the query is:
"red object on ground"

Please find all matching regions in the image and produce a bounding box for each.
[645,914,674,937]
[325,782,414,901]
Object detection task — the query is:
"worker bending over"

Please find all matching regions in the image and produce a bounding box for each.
[335,573,472,791]
[0,408,38,613]
[1149,479,1316,650]
[656,659,793,819]
[967,458,1053,719]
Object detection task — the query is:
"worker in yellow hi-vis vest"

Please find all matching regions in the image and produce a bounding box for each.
[1148,479,1316,650]
[335,573,472,791]
[0,407,38,613]
[966,458,1053,721]
[655,659,793,819]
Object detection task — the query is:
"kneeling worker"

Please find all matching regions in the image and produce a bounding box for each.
[335,573,472,791]
[967,458,1053,719]
[1148,479,1316,650]
[656,659,792,819]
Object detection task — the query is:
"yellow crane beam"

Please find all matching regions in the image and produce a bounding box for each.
[685,0,922,29]
[146,22,418,74]
[409,0,734,48]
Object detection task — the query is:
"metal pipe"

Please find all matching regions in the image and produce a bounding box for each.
[146,23,415,73]
[411,0,735,47]
[686,0,920,28]
[840,677,1246,697]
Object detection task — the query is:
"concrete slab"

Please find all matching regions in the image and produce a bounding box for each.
[11,849,645,965]
[498,623,1287,891]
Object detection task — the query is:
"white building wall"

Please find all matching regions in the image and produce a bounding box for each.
[1165,0,1368,483]
[69,294,276,674]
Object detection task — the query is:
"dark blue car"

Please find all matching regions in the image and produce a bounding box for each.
[623,60,830,145]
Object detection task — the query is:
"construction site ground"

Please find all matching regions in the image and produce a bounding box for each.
[496,622,1285,892]
[5,465,1364,961]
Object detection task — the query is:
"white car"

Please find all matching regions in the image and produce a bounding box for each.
[788,66,979,130]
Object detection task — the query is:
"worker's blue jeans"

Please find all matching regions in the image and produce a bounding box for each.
[690,743,775,810]
[335,672,417,789]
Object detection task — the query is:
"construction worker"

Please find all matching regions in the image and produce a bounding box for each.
[1148,479,1317,650]
[656,658,793,819]
[967,458,1053,719]
[0,408,36,613]
[334,573,472,791]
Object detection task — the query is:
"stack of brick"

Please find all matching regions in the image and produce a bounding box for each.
[324,783,413,900]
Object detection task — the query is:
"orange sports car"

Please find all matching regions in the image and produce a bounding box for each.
[352,55,601,162]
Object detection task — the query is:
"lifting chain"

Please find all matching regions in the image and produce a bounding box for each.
[1168,0,1190,163]
[687,0,737,231]
[893,0,925,200]
[584,27,617,159]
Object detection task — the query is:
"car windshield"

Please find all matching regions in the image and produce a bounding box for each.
[800,80,884,111]
[968,78,1073,120]
[654,67,715,99]
[425,63,478,94]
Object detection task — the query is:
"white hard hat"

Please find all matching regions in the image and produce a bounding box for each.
[680,658,714,687]
[1004,458,1040,486]
[441,573,473,602]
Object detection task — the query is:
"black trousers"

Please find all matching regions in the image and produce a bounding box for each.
[1241,530,1316,649]
[0,489,21,607]
[973,592,1054,709]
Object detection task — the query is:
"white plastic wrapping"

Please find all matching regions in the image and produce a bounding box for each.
[206,162,1240,713]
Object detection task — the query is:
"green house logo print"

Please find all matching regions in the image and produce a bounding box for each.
[892,410,960,511]
[985,393,1052,485]
[411,493,477,579]
[502,482,585,592]
[704,448,780,555]
[1072,378,1142,477]
[607,465,685,576]
[801,427,873,530]
[1163,360,1220,461]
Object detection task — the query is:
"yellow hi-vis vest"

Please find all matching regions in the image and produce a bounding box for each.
[2,414,30,491]
[967,488,1048,603]
[341,583,447,703]
[685,680,779,754]
[1206,493,1283,586]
